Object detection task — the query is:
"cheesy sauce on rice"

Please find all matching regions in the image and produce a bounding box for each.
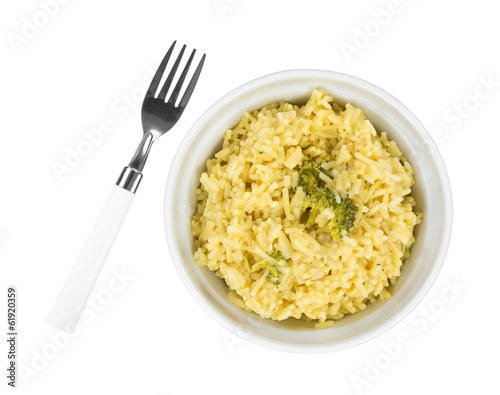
[191,89,421,329]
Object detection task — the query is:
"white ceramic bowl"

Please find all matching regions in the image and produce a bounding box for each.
[164,69,452,353]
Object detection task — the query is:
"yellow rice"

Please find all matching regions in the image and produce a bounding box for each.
[191,89,422,328]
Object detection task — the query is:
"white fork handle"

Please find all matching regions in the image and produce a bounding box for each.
[48,185,135,332]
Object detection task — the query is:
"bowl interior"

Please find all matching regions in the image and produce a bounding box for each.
[165,70,452,352]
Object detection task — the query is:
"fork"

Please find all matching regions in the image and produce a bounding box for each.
[48,41,205,332]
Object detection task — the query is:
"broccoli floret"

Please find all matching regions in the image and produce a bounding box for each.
[269,248,285,261]
[328,197,357,240]
[308,186,336,208]
[243,253,282,287]
[297,159,330,195]
[297,159,357,240]
[265,266,281,286]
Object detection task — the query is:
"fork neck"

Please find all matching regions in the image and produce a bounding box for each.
[129,131,154,172]
[115,131,154,193]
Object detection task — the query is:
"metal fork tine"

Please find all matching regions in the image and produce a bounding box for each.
[167,49,196,106]
[147,41,176,97]
[178,53,206,109]
[158,44,186,101]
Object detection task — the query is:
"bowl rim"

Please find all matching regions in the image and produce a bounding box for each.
[164,68,453,353]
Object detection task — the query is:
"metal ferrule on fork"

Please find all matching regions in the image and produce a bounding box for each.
[116,167,143,193]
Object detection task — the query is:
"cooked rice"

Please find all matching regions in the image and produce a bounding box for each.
[191,89,422,328]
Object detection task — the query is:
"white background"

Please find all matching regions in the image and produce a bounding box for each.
[1,0,499,394]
